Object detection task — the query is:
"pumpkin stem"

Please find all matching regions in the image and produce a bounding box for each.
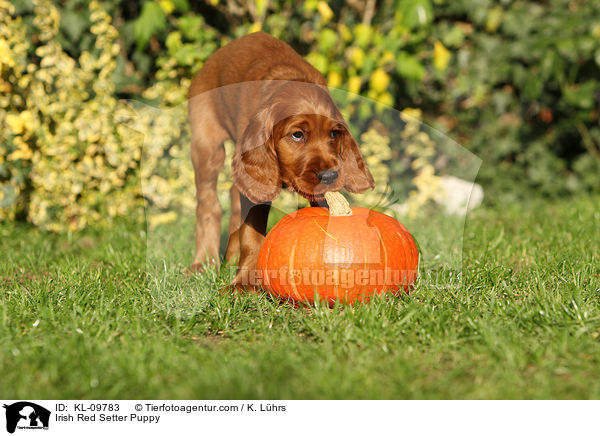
[324,192,353,216]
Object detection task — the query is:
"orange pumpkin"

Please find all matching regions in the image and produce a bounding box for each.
[257,195,418,304]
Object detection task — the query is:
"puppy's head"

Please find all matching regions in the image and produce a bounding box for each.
[233,83,374,204]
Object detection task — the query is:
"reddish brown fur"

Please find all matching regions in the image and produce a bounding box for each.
[187,32,374,289]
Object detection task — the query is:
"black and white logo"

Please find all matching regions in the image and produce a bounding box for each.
[3,402,50,434]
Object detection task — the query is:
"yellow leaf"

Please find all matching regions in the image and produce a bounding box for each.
[369,68,390,93]
[339,24,352,42]
[306,52,328,73]
[5,111,33,135]
[317,1,333,23]
[0,40,15,71]
[433,41,451,71]
[401,107,422,120]
[248,22,262,34]
[378,50,396,67]
[149,211,178,229]
[159,0,175,14]
[377,92,394,107]
[327,71,342,88]
[6,114,24,135]
[348,76,361,95]
[8,147,33,161]
[303,0,318,12]
[485,6,503,33]
[351,47,365,68]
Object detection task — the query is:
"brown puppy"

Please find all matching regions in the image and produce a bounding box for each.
[187,32,374,290]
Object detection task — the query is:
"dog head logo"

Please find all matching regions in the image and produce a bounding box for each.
[3,402,50,433]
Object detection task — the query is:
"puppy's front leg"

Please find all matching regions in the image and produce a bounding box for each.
[230,194,271,291]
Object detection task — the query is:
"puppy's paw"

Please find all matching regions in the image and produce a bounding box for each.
[220,282,261,296]
[184,262,206,276]
[184,257,220,276]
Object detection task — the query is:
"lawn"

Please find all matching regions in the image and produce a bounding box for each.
[1,195,599,399]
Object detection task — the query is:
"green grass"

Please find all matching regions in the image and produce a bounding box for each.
[1,195,599,399]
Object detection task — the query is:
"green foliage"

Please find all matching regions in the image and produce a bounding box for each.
[2,0,600,230]
[133,2,166,50]
[426,0,600,200]
[0,0,145,230]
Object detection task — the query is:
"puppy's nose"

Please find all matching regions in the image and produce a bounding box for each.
[317,169,339,185]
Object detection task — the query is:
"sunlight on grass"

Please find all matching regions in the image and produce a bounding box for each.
[1,195,599,399]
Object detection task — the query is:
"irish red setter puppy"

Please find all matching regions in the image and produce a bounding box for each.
[187,32,374,290]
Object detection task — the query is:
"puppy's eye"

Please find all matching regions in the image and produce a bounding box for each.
[291,131,305,142]
[330,129,342,138]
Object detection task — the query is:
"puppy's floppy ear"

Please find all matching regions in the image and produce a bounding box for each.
[339,128,375,193]
[232,107,282,204]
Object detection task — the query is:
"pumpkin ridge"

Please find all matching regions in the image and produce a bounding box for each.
[372,224,388,293]
[312,218,355,252]
[261,229,273,289]
[396,229,415,275]
[312,218,339,244]
[288,242,302,301]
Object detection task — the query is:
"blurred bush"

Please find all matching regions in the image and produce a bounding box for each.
[2,0,600,231]
[429,0,600,200]
[1,0,145,231]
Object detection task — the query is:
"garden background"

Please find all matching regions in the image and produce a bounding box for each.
[2,0,600,230]
[1,0,600,399]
